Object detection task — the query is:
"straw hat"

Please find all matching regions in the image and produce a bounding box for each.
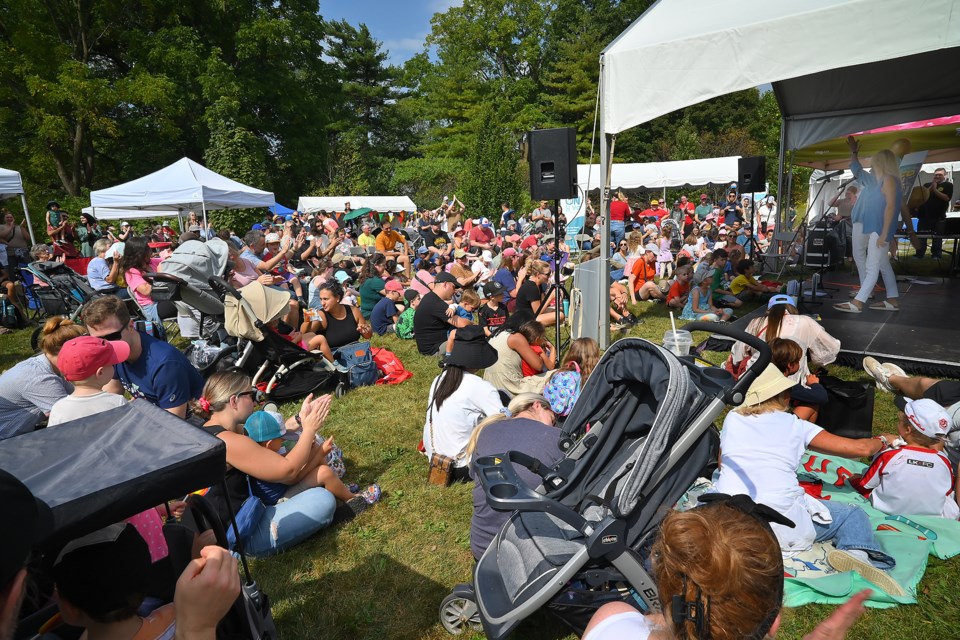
[743,364,797,406]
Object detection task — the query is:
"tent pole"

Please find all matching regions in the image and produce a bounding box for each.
[20,193,35,245]
[597,60,612,351]
[775,119,787,250]
[201,201,208,233]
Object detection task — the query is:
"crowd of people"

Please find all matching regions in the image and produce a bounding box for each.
[1,186,959,640]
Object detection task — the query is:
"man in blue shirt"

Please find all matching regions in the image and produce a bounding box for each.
[84,296,203,417]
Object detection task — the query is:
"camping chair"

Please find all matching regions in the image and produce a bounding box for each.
[127,286,179,339]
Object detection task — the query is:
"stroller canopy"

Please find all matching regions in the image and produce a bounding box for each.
[224,281,290,341]
[0,400,225,547]
[158,238,229,315]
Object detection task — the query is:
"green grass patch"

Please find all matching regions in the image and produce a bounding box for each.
[1,295,956,639]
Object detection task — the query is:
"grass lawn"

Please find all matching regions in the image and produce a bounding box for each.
[2,274,957,639]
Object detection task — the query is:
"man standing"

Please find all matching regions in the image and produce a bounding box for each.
[413,272,471,355]
[608,192,630,247]
[375,219,411,277]
[916,168,953,259]
[530,200,552,233]
[84,296,203,417]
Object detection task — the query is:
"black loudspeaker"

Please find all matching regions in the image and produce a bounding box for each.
[528,127,577,200]
[738,156,766,193]
[804,224,843,268]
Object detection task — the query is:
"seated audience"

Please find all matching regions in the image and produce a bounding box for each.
[193,372,375,556]
[86,238,127,297]
[357,254,388,319]
[120,237,162,323]
[467,393,562,559]
[299,279,371,361]
[422,326,504,483]
[0,316,85,439]
[48,335,129,426]
[627,248,664,304]
[707,248,743,309]
[665,264,692,309]
[583,497,873,640]
[515,259,563,325]
[729,258,777,301]
[714,364,905,596]
[769,337,827,423]
[609,281,639,326]
[395,289,419,339]
[478,281,509,335]
[370,279,405,335]
[484,310,556,395]
[84,296,203,417]
[850,397,959,519]
[413,272,471,356]
[680,268,731,322]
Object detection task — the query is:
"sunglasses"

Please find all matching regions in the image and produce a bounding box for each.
[236,389,265,403]
[97,326,126,342]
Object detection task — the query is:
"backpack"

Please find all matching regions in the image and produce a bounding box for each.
[0,296,23,329]
[333,341,379,387]
[543,363,582,416]
[371,347,414,385]
[395,307,415,339]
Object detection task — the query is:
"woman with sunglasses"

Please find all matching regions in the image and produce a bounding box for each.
[610,240,630,281]
[465,392,562,559]
[191,371,379,557]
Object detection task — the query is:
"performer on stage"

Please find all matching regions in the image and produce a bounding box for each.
[834,136,901,313]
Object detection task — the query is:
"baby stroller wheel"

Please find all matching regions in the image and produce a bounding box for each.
[334,381,347,398]
[439,592,482,635]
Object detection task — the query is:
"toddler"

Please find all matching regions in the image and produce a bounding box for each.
[48,335,129,426]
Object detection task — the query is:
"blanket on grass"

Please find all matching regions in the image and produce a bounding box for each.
[784,451,960,608]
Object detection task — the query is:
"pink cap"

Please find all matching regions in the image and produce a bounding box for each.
[384,279,404,293]
[58,335,131,382]
[502,248,518,257]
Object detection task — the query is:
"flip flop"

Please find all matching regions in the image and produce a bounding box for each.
[833,301,862,313]
[869,300,899,311]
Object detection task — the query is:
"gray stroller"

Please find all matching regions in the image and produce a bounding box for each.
[440,322,770,638]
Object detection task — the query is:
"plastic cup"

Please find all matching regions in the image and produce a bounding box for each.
[663,329,693,357]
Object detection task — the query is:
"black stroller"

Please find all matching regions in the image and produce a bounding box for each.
[439,322,770,638]
[1,399,275,640]
[212,277,348,402]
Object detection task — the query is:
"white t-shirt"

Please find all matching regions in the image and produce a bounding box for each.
[471,260,493,282]
[732,314,841,385]
[48,391,128,426]
[715,411,824,552]
[422,372,503,467]
[583,611,655,640]
[860,446,959,519]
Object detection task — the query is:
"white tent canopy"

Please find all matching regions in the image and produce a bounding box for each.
[90,158,274,218]
[296,196,417,213]
[601,0,960,149]
[577,156,740,190]
[0,167,36,244]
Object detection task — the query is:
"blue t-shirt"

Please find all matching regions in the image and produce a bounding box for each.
[86,257,112,290]
[492,268,516,304]
[370,296,400,335]
[115,332,204,409]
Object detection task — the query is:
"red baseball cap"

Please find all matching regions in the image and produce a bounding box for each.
[384,280,404,293]
[58,335,131,382]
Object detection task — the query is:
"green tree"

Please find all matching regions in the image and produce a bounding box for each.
[389,158,466,210]
[461,106,524,220]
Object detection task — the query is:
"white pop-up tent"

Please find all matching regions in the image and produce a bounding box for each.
[90,158,274,229]
[587,0,960,347]
[578,157,740,191]
[296,196,417,213]
[81,207,182,222]
[0,167,36,244]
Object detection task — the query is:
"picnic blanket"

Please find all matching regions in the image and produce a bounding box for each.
[784,451,960,608]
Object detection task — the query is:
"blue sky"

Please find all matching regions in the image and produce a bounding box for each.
[320,0,462,66]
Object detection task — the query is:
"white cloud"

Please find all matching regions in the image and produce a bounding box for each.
[382,32,428,65]
[430,0,462,11]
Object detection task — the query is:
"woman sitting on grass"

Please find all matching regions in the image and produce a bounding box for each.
[483,310,557,396]
[0,316,86,440]
[299,279,371,361]
[466,393,563,559]
[193,371,380,557]
[422,326,504,484]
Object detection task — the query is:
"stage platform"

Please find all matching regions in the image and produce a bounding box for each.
[700,269,960,378]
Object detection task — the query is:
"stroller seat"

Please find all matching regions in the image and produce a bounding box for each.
[497,512,584,603]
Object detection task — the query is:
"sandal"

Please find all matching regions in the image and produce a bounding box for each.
[869,300,899,311]
[833,301,862,314]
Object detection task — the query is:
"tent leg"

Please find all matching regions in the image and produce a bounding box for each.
[201,202,208,234]
[20,193,35,245]
[774,119,787,254]
[598,127,614,351]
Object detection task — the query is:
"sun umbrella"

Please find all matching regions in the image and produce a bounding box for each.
[343,207,373,221]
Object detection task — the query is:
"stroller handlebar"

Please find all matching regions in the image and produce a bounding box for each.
[208,276,243,301]
[475,452,588,531]
[681,320,772,407]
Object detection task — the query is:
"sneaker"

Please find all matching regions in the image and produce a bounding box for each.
[360,484,381,505]
[827,549,907,597]
[863,356,893,393]
[882,362,906,381]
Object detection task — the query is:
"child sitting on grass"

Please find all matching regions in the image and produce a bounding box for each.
[680,268,732,322]
[769,337,828,423]
[519,321,548,378]
[478,281,509,335]
[849,397,959,519]
[48,335,129,426]
[714,364,906,596]
[395,289,419,339]
[244,410,380,507]
[708,248,744,309]
[370,280,405,335]
[730,258,778,301]
[666,264,693,310]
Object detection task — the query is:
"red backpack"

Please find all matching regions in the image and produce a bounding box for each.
[371,347,414,385]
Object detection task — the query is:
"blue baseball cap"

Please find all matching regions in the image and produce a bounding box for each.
[244,411,284,443]
[252,223,264,231]
[768,294,796,309]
